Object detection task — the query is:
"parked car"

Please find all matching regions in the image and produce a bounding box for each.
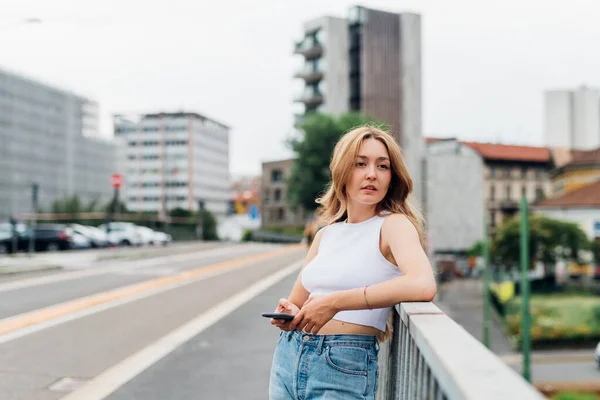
[72,232,92,249]
[69,224,108,248]
[135,226,156,246]
[153,231,172,246]
[0,222,28,254]
[0,223,75,253]
[98,222,142,247]
[595,341,600,368]
[31,224,76,252]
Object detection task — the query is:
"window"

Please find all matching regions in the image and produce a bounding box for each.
[274,188,281,202]
[505,185,511,200]
[278,208,285,221]
[271,169,283,183]
[490,185,495,200]
[521,186,527,198]
[490,211,496,228]
[535,169,543,179]
[535,187,545,201]
[521,167,527,179]
[504,168,511,178]
[263,189,270,204]
[489,167,495,178]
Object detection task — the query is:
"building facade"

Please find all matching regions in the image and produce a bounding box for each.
[426,139,554,235]
[294,16,349,117]
[464,142,554,233]
[425,139,484,257]
[0,67,126,221]
[550,148,600,195]
[114,112,230,220]
[534,181,600,240]
[261,159,307,227]
[294,7,424,203]
[544,86,600,150]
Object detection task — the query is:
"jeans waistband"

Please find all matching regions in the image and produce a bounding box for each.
[287,330,377,349]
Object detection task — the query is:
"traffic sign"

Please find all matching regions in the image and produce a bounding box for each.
[111,173,123,188]
[249,204,259,220]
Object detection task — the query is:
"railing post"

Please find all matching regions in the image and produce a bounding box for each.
[520,194,532,382]
[483,213,491,349]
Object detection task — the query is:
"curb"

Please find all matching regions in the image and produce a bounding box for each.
[0,264,62,275]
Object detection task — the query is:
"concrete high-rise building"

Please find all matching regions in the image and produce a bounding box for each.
[0,67,126,221]
[294,6,424,202]
[544,85,600,150]
[113,112,230,220]
[293,16,349,117]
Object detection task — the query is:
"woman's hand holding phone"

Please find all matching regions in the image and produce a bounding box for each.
[270,298,300,331]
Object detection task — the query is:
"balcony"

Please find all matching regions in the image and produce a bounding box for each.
[294,88,324,106]
[500,199,519,212]
[294,38,323,59]
[293,63,324,84]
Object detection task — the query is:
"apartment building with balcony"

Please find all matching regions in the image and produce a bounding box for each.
[294,7,424,202]
[261,159,307,227]
[113,112,230,220]
[293,16,349,118]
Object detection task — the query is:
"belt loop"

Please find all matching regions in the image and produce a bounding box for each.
[316,335,325,355]
[286,330,293,341]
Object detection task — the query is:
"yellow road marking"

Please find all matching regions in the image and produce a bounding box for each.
[0,244,305,337]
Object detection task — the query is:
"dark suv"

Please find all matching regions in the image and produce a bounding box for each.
[0,224,75,253]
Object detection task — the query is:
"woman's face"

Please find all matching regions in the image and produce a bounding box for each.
[346,138,392,206]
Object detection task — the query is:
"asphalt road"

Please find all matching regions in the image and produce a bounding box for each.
[0,242,306,400]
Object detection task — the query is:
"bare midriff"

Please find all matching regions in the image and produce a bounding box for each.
[315,318,382,336]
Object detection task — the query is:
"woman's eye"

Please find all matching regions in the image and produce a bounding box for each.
[355,162,366,167]
[379,165,390,170]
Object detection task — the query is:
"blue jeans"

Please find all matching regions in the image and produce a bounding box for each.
[269,330,379,400]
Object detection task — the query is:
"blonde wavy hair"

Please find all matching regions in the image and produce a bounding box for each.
[315,125,424,342]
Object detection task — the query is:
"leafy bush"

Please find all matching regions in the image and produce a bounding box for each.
[552,392,598,400]
[241,230,253,242]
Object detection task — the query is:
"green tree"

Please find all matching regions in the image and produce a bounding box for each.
[169,207,193,219]
[51,195,81,214]
[287,112,386,212]
[103,199,128,214]
[491,215,591,275]
[200,209,218,240]
[467,240,485,257]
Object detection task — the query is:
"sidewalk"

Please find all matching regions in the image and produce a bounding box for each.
[434,279,516,356]
[0,241,224,275]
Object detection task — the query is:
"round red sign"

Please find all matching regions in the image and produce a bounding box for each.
[111,173,123,188]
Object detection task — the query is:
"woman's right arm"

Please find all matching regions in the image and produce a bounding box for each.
[287,226,327,309]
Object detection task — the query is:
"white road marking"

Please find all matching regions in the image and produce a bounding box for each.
[60,260,302,400]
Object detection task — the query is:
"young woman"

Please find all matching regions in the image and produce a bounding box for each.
[268,126,437,400]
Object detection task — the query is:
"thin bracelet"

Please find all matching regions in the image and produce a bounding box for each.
[363,285,372,310]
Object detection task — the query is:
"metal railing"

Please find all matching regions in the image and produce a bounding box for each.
[376,302,545,400]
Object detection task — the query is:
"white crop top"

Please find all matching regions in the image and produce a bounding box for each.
[301,214,402,331]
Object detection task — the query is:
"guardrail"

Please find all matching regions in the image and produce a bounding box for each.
[376,302,545,400]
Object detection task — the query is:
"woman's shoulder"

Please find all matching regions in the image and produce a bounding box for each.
[380,213,417,236]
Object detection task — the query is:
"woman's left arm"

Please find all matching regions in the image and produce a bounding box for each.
[289,214,437,333]
[333,214,437,311]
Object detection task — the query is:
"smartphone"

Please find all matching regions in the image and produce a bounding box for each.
[262,313,295,321]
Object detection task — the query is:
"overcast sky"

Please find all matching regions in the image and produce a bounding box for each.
[2,0,599,177]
